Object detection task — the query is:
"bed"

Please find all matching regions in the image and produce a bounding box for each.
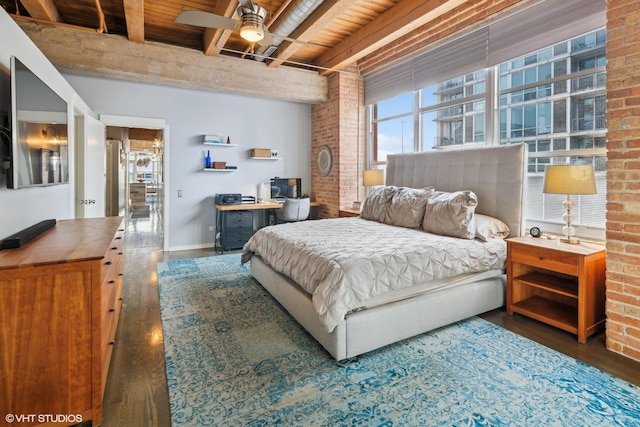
[241,144,527,361]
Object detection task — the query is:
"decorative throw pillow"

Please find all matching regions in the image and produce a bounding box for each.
[360,186,399,223]
[475,214,511,241]
[384,187,435,229]
[423,190,478,239]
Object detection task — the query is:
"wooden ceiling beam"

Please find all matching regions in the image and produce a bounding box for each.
[314,0,467,74]
[123,0,145,42]
[19,0,61,22]
[268,0,359,68]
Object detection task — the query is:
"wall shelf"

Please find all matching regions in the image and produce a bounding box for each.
[202,168,237,172]
[204,143,238,147]
[250,157,281,160]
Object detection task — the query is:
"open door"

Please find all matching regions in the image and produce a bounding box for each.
[75,113,106,218]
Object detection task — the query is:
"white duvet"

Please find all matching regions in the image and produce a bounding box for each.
[241,217,506,333]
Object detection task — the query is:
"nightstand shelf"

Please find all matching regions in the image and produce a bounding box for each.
[511,296,578,334]
[506,236,606,343]
[514,272,578,299]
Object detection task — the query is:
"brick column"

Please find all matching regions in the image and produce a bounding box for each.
[311,68,364,218]
[605,0,640,362]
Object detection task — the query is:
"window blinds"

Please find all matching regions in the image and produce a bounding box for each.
[487,0,606,66]
[364,0,605,106]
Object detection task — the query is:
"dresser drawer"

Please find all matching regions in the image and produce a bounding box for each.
[223,211,253,227]
[510,242,579,276]
[101,276,122,394]
[100,235,124,284]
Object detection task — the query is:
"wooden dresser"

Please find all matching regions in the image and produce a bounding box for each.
[0,217,125,427]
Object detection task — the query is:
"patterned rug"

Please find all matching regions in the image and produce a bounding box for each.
[157,254,640,427]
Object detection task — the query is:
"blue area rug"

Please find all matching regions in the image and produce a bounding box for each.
[157,254,640,426]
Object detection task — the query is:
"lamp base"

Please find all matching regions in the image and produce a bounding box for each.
[560,237,580,244]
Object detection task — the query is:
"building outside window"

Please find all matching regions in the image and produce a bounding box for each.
[367,28,607,236]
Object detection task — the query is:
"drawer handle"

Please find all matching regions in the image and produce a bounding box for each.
[109,308,116,312]
[109,340,116,346]
[119,273,124,277]
[105,261,112,266]
[109,280,115,284]
[115,236,122,240]
[111,246,118,250]
[118,252,123,256]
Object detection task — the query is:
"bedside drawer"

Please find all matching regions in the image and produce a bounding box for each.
[510,243,579,276]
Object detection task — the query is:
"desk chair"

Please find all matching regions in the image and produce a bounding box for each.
[276,198,311,222]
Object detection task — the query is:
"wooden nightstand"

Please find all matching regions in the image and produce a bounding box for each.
[339,208,361,217]
[506,236,606,343]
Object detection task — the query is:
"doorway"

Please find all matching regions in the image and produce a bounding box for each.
[100,115,168,251]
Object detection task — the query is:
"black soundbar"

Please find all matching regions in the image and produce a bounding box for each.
[1,219,57,249]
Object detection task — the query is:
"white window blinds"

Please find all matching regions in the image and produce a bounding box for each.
[487,0,606,66]
[364,0,605,106]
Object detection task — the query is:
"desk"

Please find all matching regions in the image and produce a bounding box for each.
[214,202,320,253]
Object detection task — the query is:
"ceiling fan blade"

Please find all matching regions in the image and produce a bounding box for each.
[263,31,330,48]
[175,10,240,31]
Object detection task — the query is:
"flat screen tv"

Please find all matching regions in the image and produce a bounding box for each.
[8,56,69,189]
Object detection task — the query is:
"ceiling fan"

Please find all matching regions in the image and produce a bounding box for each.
[175,0,314,47]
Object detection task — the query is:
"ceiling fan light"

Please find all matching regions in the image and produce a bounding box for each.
[238,5,267,43]
[240,22,264,42]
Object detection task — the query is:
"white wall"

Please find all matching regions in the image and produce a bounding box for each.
[0,8,95,240]
[64,74,312,251]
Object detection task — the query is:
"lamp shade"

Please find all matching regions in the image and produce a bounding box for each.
[543,164,596,195]
[363,169,384,186]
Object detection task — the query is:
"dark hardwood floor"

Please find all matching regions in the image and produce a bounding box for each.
[100,206,640,426]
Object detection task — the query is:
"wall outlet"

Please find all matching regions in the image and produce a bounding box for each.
[178,190,183,197]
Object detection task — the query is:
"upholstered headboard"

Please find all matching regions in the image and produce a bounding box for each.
[385,144,527,238]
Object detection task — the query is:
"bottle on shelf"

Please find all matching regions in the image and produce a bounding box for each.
[205,150,212,168]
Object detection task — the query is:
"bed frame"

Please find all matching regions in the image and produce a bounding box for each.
[250,144,527,360]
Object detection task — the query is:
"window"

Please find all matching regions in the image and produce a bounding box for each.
[420,71,487,150]
[371,93,415,163]
[367,28,607,236]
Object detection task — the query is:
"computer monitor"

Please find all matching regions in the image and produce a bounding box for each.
[271,177,302,200]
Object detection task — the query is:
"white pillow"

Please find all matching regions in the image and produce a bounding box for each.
[423,190,478,239]
[475,214,511,241]
[360,186,398,223]
[384,187,435,229]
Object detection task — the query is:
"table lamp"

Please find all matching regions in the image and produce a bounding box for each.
[543,164,596,244]
[363,169,384,194]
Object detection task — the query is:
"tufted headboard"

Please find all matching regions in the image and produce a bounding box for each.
[385,144,527,238]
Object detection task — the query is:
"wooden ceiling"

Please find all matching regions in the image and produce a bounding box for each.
[1,0,469,74]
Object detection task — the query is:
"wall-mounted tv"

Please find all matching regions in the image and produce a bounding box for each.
[8,56,69,189]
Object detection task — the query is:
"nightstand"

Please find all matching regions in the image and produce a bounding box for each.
[506,236,606,343]
[339,208,361,217]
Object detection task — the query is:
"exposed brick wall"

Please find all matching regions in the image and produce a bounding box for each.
[605,0,640,362]
[311,67,364,219]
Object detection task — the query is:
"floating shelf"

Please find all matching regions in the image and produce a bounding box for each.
[250,157,281,160]
[202,168,237,172]
[203,142,238,147]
